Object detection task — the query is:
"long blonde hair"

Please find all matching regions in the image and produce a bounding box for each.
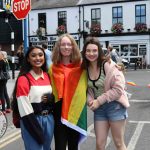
[52,33,81,65]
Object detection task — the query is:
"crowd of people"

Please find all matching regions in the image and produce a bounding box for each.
[0,34,130,150]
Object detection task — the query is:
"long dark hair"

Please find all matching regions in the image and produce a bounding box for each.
[11,46,47,112]
[81,37,105,69]
[19,46,47,76]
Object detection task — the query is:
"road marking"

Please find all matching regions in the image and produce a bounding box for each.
[87,124,95,137]
[129,120,150,124]
[0,130,21,149]
[87,123,111,147]
[129,99,150,103]
[127,122,144,150]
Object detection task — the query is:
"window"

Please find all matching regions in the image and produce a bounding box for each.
[112,6,123,24]
[135,5,146,24]
[139,44,146,55]
[58,11,67,28]
[91,8,101,25]
[48,41,56,52]
[38,13,46,29]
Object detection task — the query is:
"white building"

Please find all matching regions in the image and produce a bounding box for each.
[28,0,150,65]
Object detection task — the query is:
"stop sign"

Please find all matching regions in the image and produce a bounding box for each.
[12,0,31,20]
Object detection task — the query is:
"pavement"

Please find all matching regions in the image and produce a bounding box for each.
[0,68,150,148]
[0,70,20,147]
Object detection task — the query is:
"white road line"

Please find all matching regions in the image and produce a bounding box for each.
[129,99,150,103]
[0,130,21,144]
[87,124,95,137]
[87,123,111,147]
[129,120,150,124]
[0,134,21,149]
[127,122,144,150]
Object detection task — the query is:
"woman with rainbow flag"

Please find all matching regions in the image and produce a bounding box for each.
[48,34,87,150]
[81,37,129,150]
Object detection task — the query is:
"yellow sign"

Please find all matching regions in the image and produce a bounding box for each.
[6,4,11,10]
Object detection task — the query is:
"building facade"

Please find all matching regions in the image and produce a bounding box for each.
[29,0,150,65]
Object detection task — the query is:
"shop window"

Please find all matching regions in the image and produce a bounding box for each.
[48,41,55,51]
[130,45,138,56]
[139,44,146,55]
[120,45,129,57]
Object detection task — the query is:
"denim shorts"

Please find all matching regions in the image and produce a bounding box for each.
[94,101,128,121]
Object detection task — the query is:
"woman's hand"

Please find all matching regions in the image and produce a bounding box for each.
[89,99,101,111]
[41,94,48,103]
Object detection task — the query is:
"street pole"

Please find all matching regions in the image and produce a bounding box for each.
[11,31,15,79]
[23,18,28,54]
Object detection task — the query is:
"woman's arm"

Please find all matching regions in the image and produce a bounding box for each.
[97,71,125,105]
[17,76,44,144]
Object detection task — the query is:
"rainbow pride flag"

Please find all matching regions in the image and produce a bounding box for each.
[126,81,137,86]
[49,63,87,143]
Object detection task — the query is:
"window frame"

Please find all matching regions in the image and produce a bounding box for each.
[135,4,146,24]
[38,13,46,29]
[58,11,67,28]
[112,6,123,24]
[91,8,101,26]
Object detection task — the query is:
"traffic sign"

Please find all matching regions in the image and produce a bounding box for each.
[12,0,31,20]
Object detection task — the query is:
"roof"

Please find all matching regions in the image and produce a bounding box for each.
[77,0,144,5]
[31,0,80,9]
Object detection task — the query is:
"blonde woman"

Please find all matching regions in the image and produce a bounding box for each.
[49,34,87,150]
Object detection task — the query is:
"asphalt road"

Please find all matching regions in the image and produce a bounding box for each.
[0,69,150,150]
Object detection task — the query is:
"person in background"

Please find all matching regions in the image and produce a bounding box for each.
[49,33,87,150]
[1,51,11,113]
[0,51,6,113]
[81,37,129,150]
[107,45,121,63]
[12,46,54,150]
[0,51,11,114]
[17,43,24,69]
[42,43,52,69]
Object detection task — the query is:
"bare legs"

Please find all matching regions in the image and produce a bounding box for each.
[94,120,127,150]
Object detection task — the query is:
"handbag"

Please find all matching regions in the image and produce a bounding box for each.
[0,71,10,80]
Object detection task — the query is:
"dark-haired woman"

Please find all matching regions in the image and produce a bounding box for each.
[13,46,54,150]
[81,37,129,150]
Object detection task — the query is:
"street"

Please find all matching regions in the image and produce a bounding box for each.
[0,69,150,150]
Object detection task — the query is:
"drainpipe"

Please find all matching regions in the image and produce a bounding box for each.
[78,6,81,48]
[82,5,85,36]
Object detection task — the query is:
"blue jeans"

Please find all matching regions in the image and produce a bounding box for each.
[94,101,128,121]
[20,114,54,150]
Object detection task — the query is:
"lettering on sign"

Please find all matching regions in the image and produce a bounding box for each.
[13,0,29,12]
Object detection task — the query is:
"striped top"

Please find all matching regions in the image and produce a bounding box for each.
[16,70,52,144]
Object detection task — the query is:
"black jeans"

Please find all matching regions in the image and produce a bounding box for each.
[0,80,6,111]
[54,101,79,150]
[4,80,10,109]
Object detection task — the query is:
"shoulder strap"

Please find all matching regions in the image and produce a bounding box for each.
[102,60,107,76]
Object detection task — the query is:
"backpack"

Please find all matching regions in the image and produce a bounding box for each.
[11,75,30,128]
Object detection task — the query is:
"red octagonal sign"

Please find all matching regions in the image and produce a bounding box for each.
[12,0,31,20]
